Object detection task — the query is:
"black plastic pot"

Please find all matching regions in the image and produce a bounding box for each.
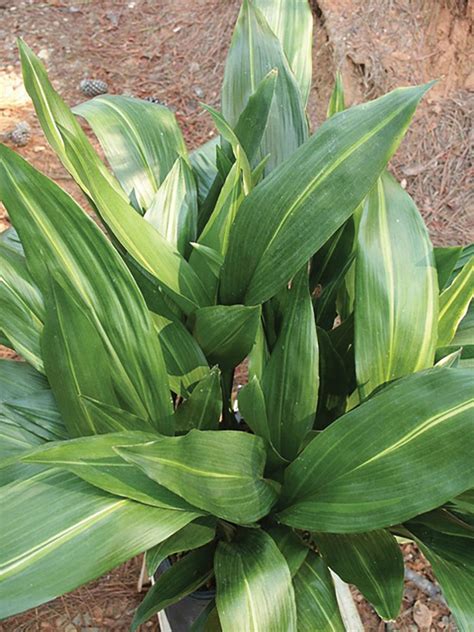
[155,559,215,631]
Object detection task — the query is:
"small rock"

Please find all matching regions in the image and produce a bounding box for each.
[64,625,77,632]
[193,86,205,98]
[106,10,119,26]
[37,48,50,61]
[189,61,200,73]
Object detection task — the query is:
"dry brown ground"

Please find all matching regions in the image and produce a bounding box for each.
[0,0,472,630]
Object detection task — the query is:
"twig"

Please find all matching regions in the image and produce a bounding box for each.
[404,568,447,606]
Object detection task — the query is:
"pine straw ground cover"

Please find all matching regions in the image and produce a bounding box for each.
[0,0,471,630]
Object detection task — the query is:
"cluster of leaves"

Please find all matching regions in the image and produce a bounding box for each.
[0,1,473,630]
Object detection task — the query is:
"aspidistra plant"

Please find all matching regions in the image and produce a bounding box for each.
[0,0,473,630]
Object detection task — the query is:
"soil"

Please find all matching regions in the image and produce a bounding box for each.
[0,0,472,630]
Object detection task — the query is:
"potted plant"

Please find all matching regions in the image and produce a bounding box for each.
[0,0,472,630]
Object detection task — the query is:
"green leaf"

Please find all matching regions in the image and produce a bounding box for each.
[0,469,198,618]
[0,358,48,404]
[190,162,243,298]
[80,397,152,433]
[23,432,201,512]
[18,41,209,314]
[233,68,278,166]
[293,551,344,632]
[253,0,313,106]
[146,516,217,576]
[0,146,173,430]
[220,83,432,305]
[261,270,319,460]
[450,243,474,282]
[144,157,198,257]
[0,243,44,371]
[0,226,23,254]
[408,508,474,539]
[404,522,474,631]
[195,71,276,235]
[132,544,215,631]
[202,104,253,193]
[435,347,463,368]
[42,278,122,436]
[438,256,474,347]
[18,39,124,199]
[355,171,438,398]
[151,313,209,397]
[190,601,221,632]
[0,419,46,487]
[60,121,210,314]
[434,246,463,290]
[190,304,261,370]
[315,327,351,429]
[238,375,288,470]
[327,72,346,118]
[278,368,474,532]
[190,137,219,206]
[0,369,57,485]
[436,301,474,369]
[3,389,67,442]
[238,375,271,442]
[117,429,278,524]
[215,529,297,632]
[222,0,307,174]
[174,367,222,432]
[267,525,308,577]
[73,95,187,211]
[314,530,404,620]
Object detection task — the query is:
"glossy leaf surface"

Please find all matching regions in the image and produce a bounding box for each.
[261,270,319,460]
[117,430,277,524]
[293,551,344,632]
[222,0,307,173]
[314,529,404,620]
[0,469,197,618]
[190,304,261,369]
[132,544,215,631]
[279,368,474,532]
[221,84,431,305]
[23,432,200,512]
[0,242,44,371]
[146,516,217,575]
[253,0,313,106]
[144,157,198,256]
[41,279,120,436]
[152,313,209,397]
[18,42,209,314]
[215,529,297,632]
[0,147,173,431]
[437,256,474,347]
[174,367,222,432]
[355,171,438,397]
[74,95,187,210]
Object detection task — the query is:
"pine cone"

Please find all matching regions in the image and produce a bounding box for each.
[79,79,108,98]
[10,122,31,147]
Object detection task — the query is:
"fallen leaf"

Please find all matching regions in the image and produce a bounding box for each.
[413,600,433,630]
